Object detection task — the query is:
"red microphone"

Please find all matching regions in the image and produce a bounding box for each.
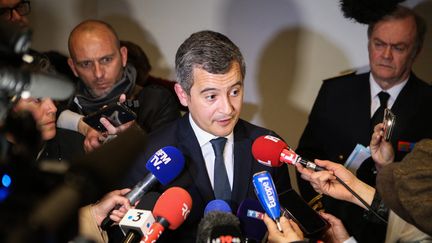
[252,135,324,171]
[140,187,192,243]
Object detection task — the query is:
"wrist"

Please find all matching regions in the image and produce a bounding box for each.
[350,180,375,209]
[78,118,90,136]
[90,203,103,226]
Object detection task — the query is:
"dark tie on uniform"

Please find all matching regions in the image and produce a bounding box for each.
[210,137,231,201]
[371,91,390,132]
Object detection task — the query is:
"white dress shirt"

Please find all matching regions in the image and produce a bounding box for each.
[188,114,234,190]
[369,74,408,117]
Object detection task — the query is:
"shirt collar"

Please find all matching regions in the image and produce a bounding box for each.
[188,113,234,147]
[369,73,408,101]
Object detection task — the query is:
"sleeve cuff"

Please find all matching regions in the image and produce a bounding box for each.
[57,110,83,132]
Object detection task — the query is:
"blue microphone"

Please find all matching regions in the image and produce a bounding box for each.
[101,146,185,230]
[126,146,185,203]
[252,171,282,231]
[204,199,232,215]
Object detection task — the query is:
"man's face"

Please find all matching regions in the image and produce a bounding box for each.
[176,62,243,137]
[368,16,417,87]
[14,97,57,141]
[0,0,29,26]
[68,29,127,98]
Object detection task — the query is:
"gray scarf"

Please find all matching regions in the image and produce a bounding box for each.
[74,64,137,115]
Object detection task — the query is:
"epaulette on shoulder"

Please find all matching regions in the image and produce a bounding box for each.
[323,69,356,82]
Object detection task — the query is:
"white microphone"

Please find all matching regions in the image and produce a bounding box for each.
[119,209,155,243]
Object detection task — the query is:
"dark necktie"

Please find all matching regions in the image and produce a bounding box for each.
[210,137,231,201]
[371,91,390,131]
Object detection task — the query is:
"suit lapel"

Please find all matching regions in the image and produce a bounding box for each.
[351,74,373,145]
[177,115,215,202]
[231,121,252,203]
[389,75,420,145]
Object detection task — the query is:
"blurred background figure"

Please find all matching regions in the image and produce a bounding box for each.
[0,0,30,27]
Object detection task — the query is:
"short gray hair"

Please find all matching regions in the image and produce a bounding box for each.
[175,30,246,95]
[367,5,427,58]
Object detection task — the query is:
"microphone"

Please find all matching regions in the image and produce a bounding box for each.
[236,198,267,242]
[252,135,325,171]
[140,187,192,243]
[119,209,155,243]
[101,146,185,230]
[209,225,244,243]
[253,136,389,224]
[252,171,282,231]
[119,192,161,243]
[204,199,232,215]
[197,201,242,243]
[0,67,74,100]
[0,19,31,54]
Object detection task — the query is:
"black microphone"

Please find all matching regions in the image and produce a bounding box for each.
[100,146,185,230]
[0,19,31,55]
[0,67,74,100]
[196,201,243,243]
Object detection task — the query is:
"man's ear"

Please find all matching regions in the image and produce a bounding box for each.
[174,83,189,107]
[67,58,79,77]
[120,46,128,67]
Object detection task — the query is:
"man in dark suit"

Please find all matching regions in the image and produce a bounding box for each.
[296,5,432,243]
[124,30,291,242]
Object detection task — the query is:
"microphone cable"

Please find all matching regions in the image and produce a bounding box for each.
[333,175,388,224]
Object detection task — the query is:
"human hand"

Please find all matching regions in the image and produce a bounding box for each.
[370,123,394,171]
[83,127,105,152]
[320,212,350,243]
[263,214,304,243]
[91,188,132,226]
[99,94,135,135]
[296,160,358,202]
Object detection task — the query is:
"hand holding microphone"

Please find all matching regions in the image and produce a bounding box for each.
[101,146,185,230]
[263,214,304,243]
[92,188,132,226]
[252,135,387,224]
[119,192,161,243]
[252,135,325,171]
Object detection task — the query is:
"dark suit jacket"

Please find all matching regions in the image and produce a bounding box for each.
[296,72,432,242]
[124,114,291,242]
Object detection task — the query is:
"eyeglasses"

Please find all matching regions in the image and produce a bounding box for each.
[0,1,31,20]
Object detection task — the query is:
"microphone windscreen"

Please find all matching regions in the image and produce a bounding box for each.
[236,198,267,242]
[252,135,286,167]
[196,211,241,243]
[135,192,161,211]
[204,200,232,215]
[153,187,192,230]
[210,225,243,243]
[339,0,404,24]
[145,146,185,185]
